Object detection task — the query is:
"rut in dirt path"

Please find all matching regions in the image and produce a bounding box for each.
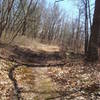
[8,64,22,100]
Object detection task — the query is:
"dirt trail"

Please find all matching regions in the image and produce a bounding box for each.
[0,43,100,100]
[0,43,65,100]
[8,65,60,100]
[0,59,61,100]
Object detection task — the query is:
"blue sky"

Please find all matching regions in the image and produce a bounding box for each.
[46,0,95,18]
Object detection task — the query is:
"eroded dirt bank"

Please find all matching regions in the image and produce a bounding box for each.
[0,43,100,100]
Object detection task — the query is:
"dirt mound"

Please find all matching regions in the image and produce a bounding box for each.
[0,42,66,66]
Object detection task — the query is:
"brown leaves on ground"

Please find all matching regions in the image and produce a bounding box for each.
[47,60,100,100]
[0,42,100,100]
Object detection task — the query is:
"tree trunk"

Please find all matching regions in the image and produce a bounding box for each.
[87,0,100,61]
[98,48,100,62]
[84,0,89,55]
[0,24,2,38]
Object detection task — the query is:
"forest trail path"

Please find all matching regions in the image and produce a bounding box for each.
[0,42,100,100]
[0,42,64,100]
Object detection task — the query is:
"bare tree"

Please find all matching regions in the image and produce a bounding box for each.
[87,0,100,61]
[0,0,14,38]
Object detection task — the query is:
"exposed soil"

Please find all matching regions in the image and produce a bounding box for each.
[0,42,65,65]
[0,42,100,100]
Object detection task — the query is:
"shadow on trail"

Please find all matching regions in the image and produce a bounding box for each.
[8,64,21,100]
[0,42,66,66]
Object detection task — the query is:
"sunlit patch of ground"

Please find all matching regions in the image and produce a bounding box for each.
[14,67,59,100]
[11,36,60,53]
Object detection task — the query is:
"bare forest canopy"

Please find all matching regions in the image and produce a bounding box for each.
[0,0,100,61]
[0,0,92,52]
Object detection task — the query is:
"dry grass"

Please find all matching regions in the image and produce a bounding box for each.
[1,32,60,53]
[11,36,60,52]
